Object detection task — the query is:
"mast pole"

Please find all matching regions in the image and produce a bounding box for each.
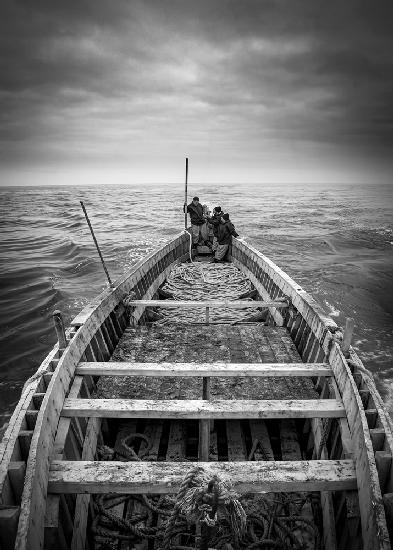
[184,157,188,229]
[80,201,113,287]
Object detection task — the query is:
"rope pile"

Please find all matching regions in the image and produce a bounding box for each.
[93,437,321,550]
[153,263,264,325]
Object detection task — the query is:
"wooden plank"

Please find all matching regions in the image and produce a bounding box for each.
[0,340,60,503]
[280,419,301,460]
[48,459,357,494]
[329,343,390,550]
[13,233,188,550]
[7,462,26,504]
[142,421,163,462]
[383,493,393,546]
[52,376,84,459]
[76,361,332,377]
[61,398,346,419]
[280,420,317,550]
[248,420,274,461]
[124,299,288,308]
[70,417,101,550]
[311,417,338,550]
[232,239,389,546]
[0,506,20,550]
[226,421,246,461]
[375,452,392,494]
[166,421,186,461]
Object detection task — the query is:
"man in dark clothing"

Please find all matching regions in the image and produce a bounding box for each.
[206,206,222,252]
[215,213,239,262]
[184,196,205,247]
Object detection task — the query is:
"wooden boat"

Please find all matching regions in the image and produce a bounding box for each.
[1,231,393,550]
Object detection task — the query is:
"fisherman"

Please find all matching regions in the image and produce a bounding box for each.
[206,206,223,252]
[184,196,205,248]
[214,213,239,262]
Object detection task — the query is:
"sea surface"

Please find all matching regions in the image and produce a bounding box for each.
[1,182,393,431]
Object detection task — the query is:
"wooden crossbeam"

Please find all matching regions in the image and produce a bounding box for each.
[62,398,345,419]
[48,459,357,494]
[76,361,332,377]
[123,299,288,309]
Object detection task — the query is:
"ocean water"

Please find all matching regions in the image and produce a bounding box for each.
[0,182,393,428]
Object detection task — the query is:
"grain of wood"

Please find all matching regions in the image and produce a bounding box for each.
[61,398,346,419]
[48,459,357,494]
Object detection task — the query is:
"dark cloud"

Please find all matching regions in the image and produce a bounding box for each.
[1,0,393,182]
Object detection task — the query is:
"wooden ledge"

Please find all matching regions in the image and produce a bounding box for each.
[76,361,332,377]
[61,398,345,419]
[48,459,357,494]
[123,299,288,309]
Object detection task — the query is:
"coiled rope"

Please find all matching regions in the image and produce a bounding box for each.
[94,438,322,550]
[154,262,263,325]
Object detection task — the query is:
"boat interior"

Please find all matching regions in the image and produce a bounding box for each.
[1,232,393,550]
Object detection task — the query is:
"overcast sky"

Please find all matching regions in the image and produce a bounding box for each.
[1,0,393,185]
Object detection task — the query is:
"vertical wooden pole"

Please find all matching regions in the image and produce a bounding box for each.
[52,310,67,351]
[205,306,210,325]
[184,157,188,230]
[342,317,355,358]
[199,377,211,462]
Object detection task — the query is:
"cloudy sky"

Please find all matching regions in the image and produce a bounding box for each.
[1,0,393,185]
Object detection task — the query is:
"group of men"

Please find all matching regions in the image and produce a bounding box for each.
[184,196,239,262]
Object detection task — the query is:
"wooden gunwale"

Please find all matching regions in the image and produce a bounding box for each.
[10,232,190,550]
[231,239,391,549]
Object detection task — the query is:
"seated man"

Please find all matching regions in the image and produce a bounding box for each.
[215,213,239,262]
[184,196,205,247]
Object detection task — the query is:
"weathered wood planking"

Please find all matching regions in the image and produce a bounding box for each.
[70,416,101,550]
[12,231,190,550]
[76,361,332,377]
[125,299,288,308]
[48,459,357,494]
[231,238,338,354]
[61,398,346,419]
[0,343,59,504]
[226,421,247,461]
[231,239,391,548]
[328,342,390,549]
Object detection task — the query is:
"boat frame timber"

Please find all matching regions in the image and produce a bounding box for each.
[0,230,392,550]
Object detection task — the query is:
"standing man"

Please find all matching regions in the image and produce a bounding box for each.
[207,206,223,252]
[215,213,239,262]
[184,196,205,248]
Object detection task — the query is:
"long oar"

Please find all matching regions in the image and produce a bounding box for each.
[184,157,188,229]
[80,201,113,287]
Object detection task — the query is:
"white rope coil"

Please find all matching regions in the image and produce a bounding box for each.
[155,262,262,325]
